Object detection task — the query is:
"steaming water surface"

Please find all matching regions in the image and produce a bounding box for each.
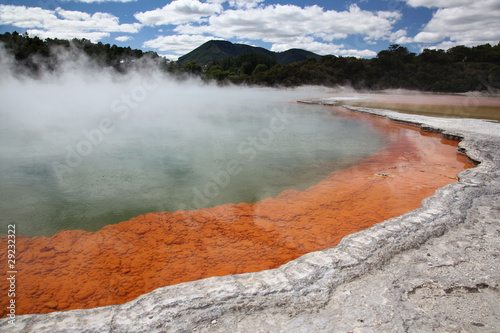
[0,76,384,237]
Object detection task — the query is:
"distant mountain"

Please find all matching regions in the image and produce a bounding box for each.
[177,40,321,66]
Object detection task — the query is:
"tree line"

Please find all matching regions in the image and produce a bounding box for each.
[1,31,499,93]
[205,43,500,92]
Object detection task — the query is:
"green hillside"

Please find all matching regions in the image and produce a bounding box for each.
[177,40,321,66]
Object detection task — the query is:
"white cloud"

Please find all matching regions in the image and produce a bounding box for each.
[0,5,141,42]
[270,36,377,58]
[142,34,222,54]
[0,5,55,28]
[134,0,223,26]
[413,31,444,43]
[157,54,180,61]
[405,0,470,8]
[314,32,349,42]
[207,0,265,9]
[409,0,500,48]
[27,29,110,41]
[62,0,137,2]
[173,4,401,46]
[339,48,378,58]
[390,29,413,44]
[0,2,406,59]
[424,40,457,51]
[227,0,265,9]
[135,3,404,57]
[115,35,133,42]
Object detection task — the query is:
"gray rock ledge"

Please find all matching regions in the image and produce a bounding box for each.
[3,103,500,333]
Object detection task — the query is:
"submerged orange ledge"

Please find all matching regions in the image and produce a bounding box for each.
[0,106,474,317]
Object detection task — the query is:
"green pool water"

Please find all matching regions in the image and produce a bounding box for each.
[0,81,384,237]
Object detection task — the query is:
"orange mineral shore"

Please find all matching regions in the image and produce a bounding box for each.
[0,106,474,317]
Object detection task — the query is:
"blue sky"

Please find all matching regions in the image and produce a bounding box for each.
[1,0,499,60]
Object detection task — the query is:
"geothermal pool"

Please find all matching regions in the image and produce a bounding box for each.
[0,91,384,237]
[0,75,476,317]
[0,102,473,317]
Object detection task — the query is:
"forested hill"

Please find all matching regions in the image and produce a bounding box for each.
[177,40,321,66]
[1,31,499,93]
[0,31,168,76]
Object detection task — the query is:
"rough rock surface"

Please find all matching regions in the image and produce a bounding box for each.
[2,103,500,332]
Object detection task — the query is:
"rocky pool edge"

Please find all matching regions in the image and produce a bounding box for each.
[3,101,500,332]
